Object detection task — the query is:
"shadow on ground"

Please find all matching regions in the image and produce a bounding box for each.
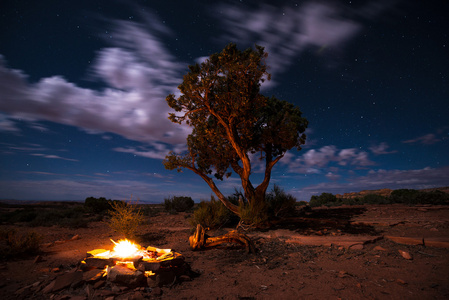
[273,206,381,236]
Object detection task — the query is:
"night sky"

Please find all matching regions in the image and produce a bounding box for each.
[0,0,448,202]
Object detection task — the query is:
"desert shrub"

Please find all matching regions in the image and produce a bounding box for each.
[389,189,420,204]
[266,185,297,218]
[0,208,38,223]
[84,197,112,213]
[309,193,337,207]
[0,228,42,258]
[297,201,309,207]
[238,200,270,229]
[190,196,236,229]
[418,190,449,205]
[108,200,145,239]
[362,194,389,204]
[164,196,194,212]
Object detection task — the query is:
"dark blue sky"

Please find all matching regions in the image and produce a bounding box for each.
[0,0,448,202]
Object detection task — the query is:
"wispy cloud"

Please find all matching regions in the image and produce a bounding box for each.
[30,153,78,162]
[0,11,190,146]
[282,145,375,174]
[403,133,441,145]
[369,142,397,155]
[216,1,395,88]
[113,142,186,160]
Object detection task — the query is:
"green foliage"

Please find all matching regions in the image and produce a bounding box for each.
[164,196,195,212]
[390,189,449,205]
[362,194,389,204]
[266,185,297,218]
[84,196,112,213]
[189,196,236,229]
[107,200,145,239]
[309,193,337,207]
[0,228,42,258]
[308,189,449,207]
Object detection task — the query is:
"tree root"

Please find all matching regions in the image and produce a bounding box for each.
[189,224,256,254]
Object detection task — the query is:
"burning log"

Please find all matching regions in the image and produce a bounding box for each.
[80,239,193,288]
[189,224,256,253]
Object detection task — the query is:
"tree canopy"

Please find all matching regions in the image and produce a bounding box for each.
[164,43,308,216]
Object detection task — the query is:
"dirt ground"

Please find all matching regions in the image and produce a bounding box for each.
[1,204,449,299]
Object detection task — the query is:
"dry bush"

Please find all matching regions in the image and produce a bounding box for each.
[0,228,42,258]
[107,199,145,239]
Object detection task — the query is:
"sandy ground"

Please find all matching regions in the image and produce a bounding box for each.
[1,204,449,299]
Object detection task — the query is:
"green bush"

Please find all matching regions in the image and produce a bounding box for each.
[84,197,113,213]
[266,185,297,218]
[190,196,236,229]
[362,194,389,204]
[309,193,337,207]
[389,189,449,205]
[389,189,420,204]
[418,190,449,205]
[164,196,195,212]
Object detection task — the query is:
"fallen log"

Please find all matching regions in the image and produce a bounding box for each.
[189,224,256,253]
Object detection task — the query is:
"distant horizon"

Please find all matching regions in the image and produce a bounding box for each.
[2,185,448,205]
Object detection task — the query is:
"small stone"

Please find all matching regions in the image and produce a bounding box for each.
[398,250,413,260]
[349,244,364,250]
[93,280,106,289]
[71,234,80,240]
[178,275,191,282]
[34,255,43,264]
[396,279,407,285]
[373,246,387,251]
[151,287,162,296]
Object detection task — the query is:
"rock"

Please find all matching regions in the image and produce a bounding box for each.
[82,257,114,270]
[85,284,94,299]
[398,250,413,260]
[151,287,163,296]
[396,278,407,285]
[71,234,80,240]
[430,228,439,232]
[83,268,105,282]
[34,255,43,264]
[42,271,83,293]
[107,265,145,287]
[349,244,364,250]
[373,246,387,251]
[93,279,106,289]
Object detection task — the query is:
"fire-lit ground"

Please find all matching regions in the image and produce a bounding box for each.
[1,204,449,299]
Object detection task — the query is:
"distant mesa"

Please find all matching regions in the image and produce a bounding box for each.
[336,187,449,199]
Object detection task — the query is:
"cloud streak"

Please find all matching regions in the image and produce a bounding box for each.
[217,1,394,87]
[0,12,189,146]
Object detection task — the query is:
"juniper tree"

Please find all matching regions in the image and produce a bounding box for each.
[164,43,308,217]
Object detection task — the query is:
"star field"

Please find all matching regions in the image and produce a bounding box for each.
[0,0,448,202]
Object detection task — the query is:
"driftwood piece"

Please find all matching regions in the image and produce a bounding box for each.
[189,224,256,253]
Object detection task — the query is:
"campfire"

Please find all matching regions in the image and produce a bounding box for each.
[82,239,190,288]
